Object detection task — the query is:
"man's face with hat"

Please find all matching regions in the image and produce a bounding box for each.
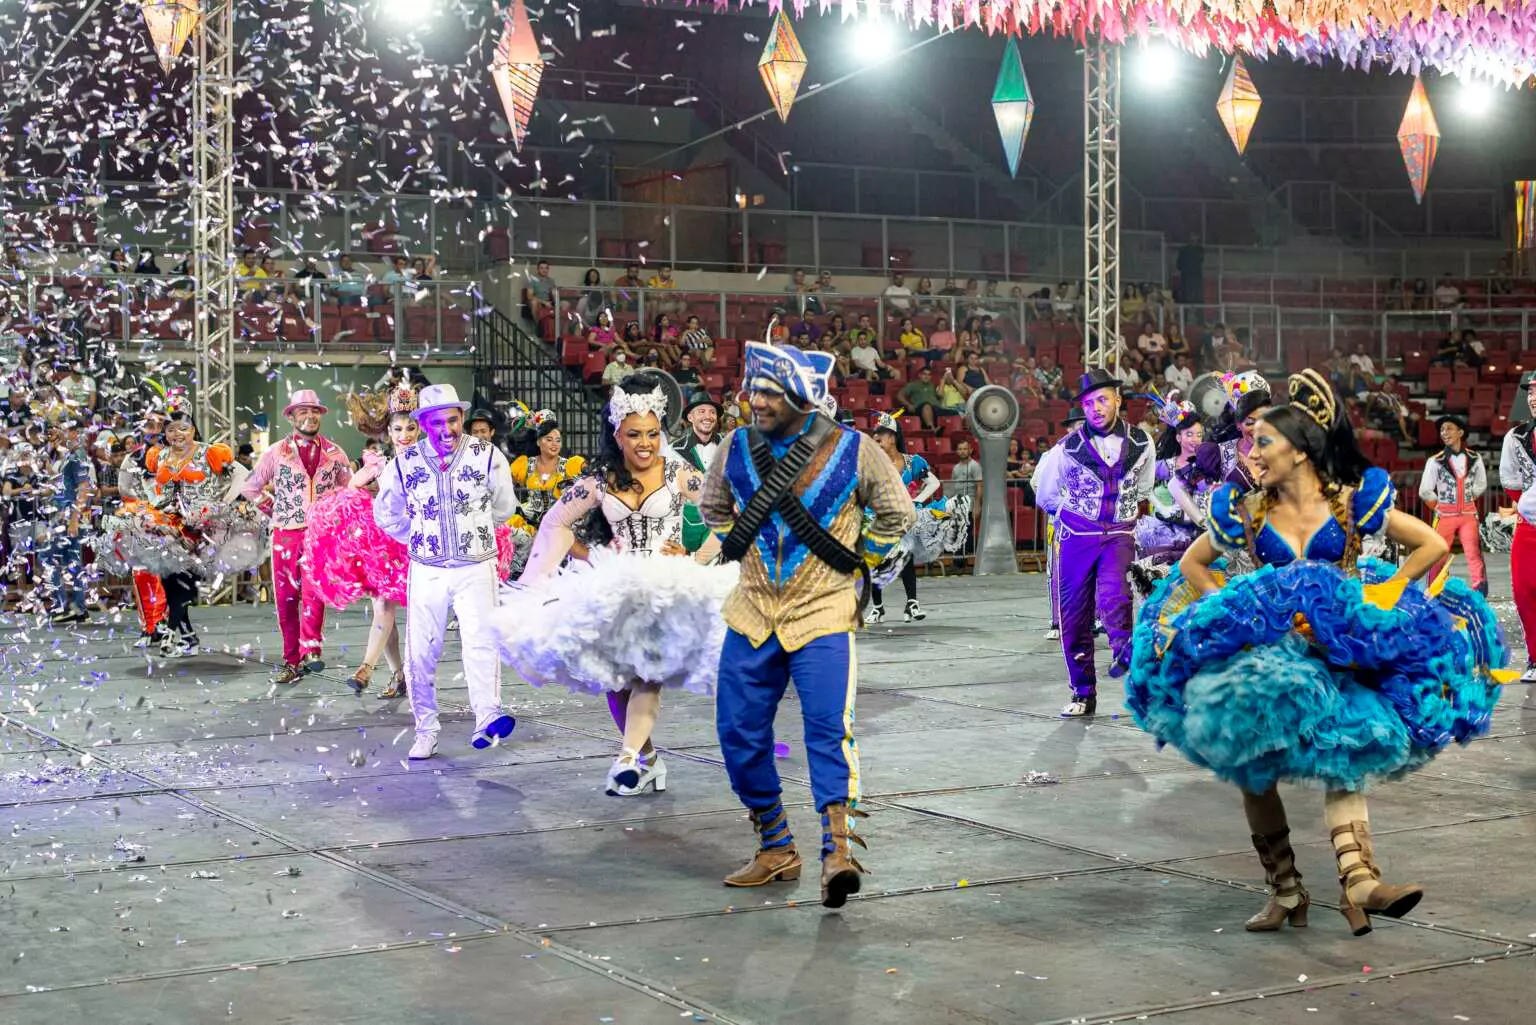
[687,401,718,440]
[468,413,495,442]
[1439,417,1465,450]
[1081,376,1122,433]
[289,404,323,438]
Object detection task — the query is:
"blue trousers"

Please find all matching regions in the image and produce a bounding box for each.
[716,629,859,813]
[44,536,87,613]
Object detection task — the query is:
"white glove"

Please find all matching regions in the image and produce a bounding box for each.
[1518,488,1536,527]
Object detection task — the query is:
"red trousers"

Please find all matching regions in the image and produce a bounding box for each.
[1430,512,1486,590]
[133,571,166,635]
[272,526,325,666]
[1512,521,1536,662]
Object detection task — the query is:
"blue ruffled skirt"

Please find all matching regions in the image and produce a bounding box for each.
[1125,558,1504,793]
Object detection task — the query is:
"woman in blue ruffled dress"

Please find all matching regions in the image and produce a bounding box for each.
[1127,369,1507,937]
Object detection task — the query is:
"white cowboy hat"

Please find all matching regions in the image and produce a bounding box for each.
[413,383,471,420]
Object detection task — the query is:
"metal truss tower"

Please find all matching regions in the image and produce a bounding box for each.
[192,2,237,446]
[1082,41,1121,371]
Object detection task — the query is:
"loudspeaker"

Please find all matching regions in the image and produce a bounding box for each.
[964,385,1021,576]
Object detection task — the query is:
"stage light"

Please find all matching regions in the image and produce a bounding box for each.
[1132,40,1177,93]
[848,16,900,67]
[380,0,432,27]
[1456,78,1496,119]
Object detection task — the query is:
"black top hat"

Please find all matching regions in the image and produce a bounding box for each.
[1434,413,1468,433]
[467,408,496,426]
[1522,369,1536,389]
[1074,367,1122,403]
[681,394,722,419]
[1061,406,1085,427]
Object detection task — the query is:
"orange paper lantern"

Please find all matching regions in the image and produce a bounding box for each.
[140,0,201,75]
[1217,55,1261,156]
[491,0,544,152]
[1397,76,1440,205]
[758,11,807,123]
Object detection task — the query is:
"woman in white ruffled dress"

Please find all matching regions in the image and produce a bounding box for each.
[495,372,737,796]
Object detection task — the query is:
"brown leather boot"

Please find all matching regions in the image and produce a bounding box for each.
[819,803,868,909]
[723,803,802,888]
[1330,819,1424,936]
[1245,828,1310,931]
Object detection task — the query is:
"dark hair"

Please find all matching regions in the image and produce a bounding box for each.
[582,373,665,545]
[1260,399,1370,487]
[1155,413,1202,461]
[584,268,600,285]
[873,424,907,454]
[1211,387,1273,443]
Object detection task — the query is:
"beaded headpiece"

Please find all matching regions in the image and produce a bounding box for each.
[1149,389,1198,430]
[1220,370,1269,410]
[164,387,193,421]
[608,385,668,430]
[531,408,556,429]
[387,386,417,415]
[873,409,904,435]
[1287,369,1338,432]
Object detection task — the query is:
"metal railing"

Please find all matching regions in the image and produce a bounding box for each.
[471,305,607,459]
[6,272,479,357]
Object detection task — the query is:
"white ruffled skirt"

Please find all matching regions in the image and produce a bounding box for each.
[494,548,739,696]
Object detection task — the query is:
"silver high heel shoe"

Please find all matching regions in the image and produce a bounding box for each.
[605,748,667,796]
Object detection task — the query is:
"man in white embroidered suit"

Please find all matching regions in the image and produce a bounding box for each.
[375,384,520,759]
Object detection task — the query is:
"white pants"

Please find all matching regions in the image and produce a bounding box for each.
[405,560,504,734]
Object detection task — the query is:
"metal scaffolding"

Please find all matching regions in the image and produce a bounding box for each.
[192,2,237,446]
[1082,41,1121,370]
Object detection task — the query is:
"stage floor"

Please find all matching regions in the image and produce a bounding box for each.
[1,567,1531,1025]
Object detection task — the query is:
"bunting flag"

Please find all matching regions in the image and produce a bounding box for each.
[1216,55,1261,155]
[758,11,808,122]
[1396,76,1440,205]
[991,38,1036,177]
[491,0,544,151]
[706,2,1536,85]
[139,0,201,75]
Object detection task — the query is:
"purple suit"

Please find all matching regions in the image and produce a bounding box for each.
[1036,422,1155,699]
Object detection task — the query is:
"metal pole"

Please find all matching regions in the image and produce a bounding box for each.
[1082,40,1122,370]
[193,0,236,448]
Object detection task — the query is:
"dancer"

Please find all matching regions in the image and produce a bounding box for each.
[1128,369,1508,936]
[1200,370,1272,492]
[497,373,735,795]
[141,395,242,658]
[1033,368,1155,718]
[1033,406,1083,640]
[1419,415,1487,597]
[508,410,585,532]
[700,340,915,908]
[1503,369,1536,681]
[1130,392,1217,595]
[241,389,352,685]
[305,387,419,698]
[374,383,519,760]
[114,411,168,646]
[865,410,969,624]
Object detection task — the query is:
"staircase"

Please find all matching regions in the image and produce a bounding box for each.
[471,305,607,458]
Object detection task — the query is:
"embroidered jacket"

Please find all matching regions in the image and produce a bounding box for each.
[374,435,519,567]
[1418,448,1487,516]
[1500,422,1536,501]
[1035,422,1156,526]
[699,420,916,651]
[241,434,352,529]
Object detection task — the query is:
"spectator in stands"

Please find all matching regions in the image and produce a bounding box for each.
[1011,356,1044,401]
[979,315,1003,350]
[237,248,267,301]
[1006,437,1035,487]
[884,271,914,315]
[586,309,620,357]
[1198,322,1226,370]
[106,248,128,274]
[650,313,682,367]
[814,270,839,313]
[290,257,326,303]
[55,361,96,413]
[914,277,935,310]
[382,254,413,288]
[929,315,957,357]
[4,443,43,605]
[1433,273,1462,310]
[332,254,367,306]
[848,332,891,384]
[1164,322,1190,363]
[823,313,849,348]
[1409,277,1430,310]
[1121,283,1145,324]
[646,264,683,316]
[765,311,790,344]
[957,315,982,356]
[600,350,631,391]
[1175,235,1204,304]
[961,350,991,391]
[900,367,956,431]
[613,264,643,312]
[850,313,878,349]
[1431,329,1462,368]
[679,314,713,366]
[814,331,854,383]
[523,260,558,330]
[1491,256,1516,297]
[259,256,284,302]
[134,250,161,275]
[1035,352,1067,399]
[1346,342,1379,394]
[1460,327,1487,368]
[412,256,436,282]
[620,319,645,357]
[574,267,605,326]
[898,316,941,360]
[42,424,94,625]
[1136,318,1168,369]
[1051,281,1076,323]
[786,267,817,314]
[788,310,822,346]
[1384,276,1407,310]
[936,365,970,411]
[1361,389,1418,444]
[1117,351,1147,390]
[673,352,704,403]
[1164,352,1195,393]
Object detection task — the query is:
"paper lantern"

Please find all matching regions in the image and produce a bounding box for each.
[139,0,200,75]
[991,39,1036,178]
[1217,55,1261,156]
[491,0,544,151]
[758,11,807,123]
[1397,76,1440,205]
[1517,180,1536,252]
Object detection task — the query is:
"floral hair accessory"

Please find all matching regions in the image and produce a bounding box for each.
[608,385,668,430]
[873,409,903,434]
[1220,370,1269,410]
